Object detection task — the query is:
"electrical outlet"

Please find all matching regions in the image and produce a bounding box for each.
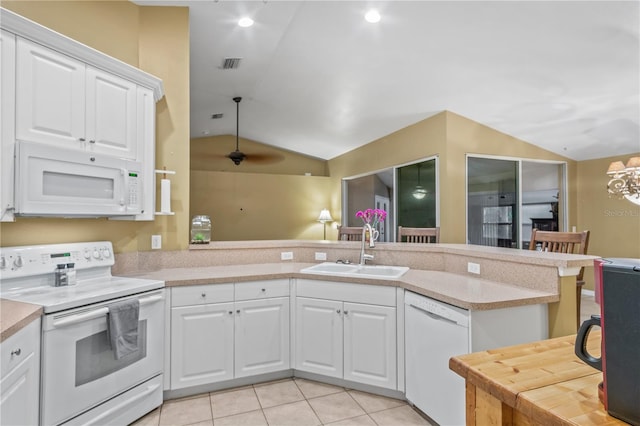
[151,235,162,250]
[467,262,480,274]
[281,252,294,260]
[315,252,327,261]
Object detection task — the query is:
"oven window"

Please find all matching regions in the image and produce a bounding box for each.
[75,321,147,387]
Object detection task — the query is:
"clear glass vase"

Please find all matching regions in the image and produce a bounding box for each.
[191,215,211,244]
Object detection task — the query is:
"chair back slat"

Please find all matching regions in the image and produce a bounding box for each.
[397,227,440,243]
[337,226,363,241]
[529,229,590,280]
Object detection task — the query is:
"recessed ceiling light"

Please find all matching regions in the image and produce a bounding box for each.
[238,17,254,27]
[365,9,381,23]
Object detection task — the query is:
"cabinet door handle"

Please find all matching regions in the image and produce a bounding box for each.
[344,311,349,315]
[336,309,341,314]
[78,137,86,142]
[261,288,266,292]
[201,293,206,298]
[228,311,233,315]
[89,140,96,144]
[11,348,21,357]
[236,309,240,314]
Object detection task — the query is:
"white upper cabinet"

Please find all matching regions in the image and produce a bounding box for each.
[16,38,138,159]
[15,38,85,150]
[1,29,16,222]
[85,66,137,159]
[0,7,163,221]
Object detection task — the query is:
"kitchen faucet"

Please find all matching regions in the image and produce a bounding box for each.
[359,223,375,265]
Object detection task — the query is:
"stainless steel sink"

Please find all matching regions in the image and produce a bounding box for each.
[300,262,409,280]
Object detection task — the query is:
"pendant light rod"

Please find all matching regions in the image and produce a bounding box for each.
[233,96,241,151]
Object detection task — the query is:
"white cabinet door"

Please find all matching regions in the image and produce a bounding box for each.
[86,66,137,159]
[170,302,234,389]
[343,302,397,389]
[235,297,290,378]
[0,319,40,426]
[295,297,343,378]
[16,38,85,149]
[1,30,16,222]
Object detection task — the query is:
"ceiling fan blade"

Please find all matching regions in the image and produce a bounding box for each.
[243,153,285,165]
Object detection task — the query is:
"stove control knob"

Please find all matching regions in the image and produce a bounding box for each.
[13,256,23,268]
[102,248,111,258]
[0,256,5,270]
[93,250,101,260]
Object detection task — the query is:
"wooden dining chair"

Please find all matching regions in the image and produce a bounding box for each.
[528,228,590,329]
[397,226,440,243]
[337,226,363,241]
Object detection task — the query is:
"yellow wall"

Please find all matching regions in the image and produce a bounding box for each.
[328,111,576,243]
[577,154,640,290]
[0,1,190,253]
[191,170,333,241]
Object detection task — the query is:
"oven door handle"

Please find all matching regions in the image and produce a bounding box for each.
[52,293,164,328]
[53,307,109,327]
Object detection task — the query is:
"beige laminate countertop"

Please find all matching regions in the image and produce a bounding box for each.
[0,261,559,342]
[0,299,42,342]
[128,262,558,311]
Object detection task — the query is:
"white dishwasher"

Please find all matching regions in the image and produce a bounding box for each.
[405,291,469,426]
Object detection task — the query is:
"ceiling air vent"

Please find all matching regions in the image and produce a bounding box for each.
[221,57,242,69]
[211,113,223,119]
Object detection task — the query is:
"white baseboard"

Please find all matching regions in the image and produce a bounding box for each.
[581,288,595,297]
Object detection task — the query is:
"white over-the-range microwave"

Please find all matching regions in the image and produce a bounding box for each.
[15,141,144,217]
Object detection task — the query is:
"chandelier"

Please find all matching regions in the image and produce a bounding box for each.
[607,157,640,206]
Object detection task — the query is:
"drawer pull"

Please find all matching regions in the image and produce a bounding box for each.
[11,348,21,357]
[344,311,349,315]
[236,309,241,314]
[336,309,341,314]
[228,311,233,315]
[261,288,266,292]
[201,293,206,298]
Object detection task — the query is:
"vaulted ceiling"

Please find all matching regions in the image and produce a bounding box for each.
[135,1,639,161]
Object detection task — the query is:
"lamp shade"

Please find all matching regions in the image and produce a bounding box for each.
[607,161,626,174]
[317,209,333,223]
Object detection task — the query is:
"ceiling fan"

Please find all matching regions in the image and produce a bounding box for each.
[226,97,283,166]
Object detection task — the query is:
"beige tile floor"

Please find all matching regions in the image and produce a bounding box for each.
[133,294,600,426]
[132,378,434,426]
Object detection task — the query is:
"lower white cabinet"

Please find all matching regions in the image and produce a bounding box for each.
[295,279,397,390]
[170,280,290,390]
[235,297,289,378]
[0,318,41,426]
[171,301,235,388]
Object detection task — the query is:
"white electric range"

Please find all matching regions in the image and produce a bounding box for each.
[0,241,165,426]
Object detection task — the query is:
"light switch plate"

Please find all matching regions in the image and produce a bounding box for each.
[151,235,162,250]
[315,252,327,261]
[281,252,293,260]
[467,262,480,274]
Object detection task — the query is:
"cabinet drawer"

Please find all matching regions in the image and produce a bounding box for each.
[235,279,290,301]
[1,318,40,378]
[172,284,234,307]
[296,279,396,307]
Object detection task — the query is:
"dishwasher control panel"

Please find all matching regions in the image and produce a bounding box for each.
[405,290,469,327]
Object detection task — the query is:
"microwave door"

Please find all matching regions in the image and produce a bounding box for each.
[15,141,142,217]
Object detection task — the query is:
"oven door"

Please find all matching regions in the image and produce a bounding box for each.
[40,289,164,426]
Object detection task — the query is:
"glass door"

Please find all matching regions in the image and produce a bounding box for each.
[467,157,518,248]
[467,156,566,249]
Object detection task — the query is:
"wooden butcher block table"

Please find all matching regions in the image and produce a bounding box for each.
[450,330,628,425]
